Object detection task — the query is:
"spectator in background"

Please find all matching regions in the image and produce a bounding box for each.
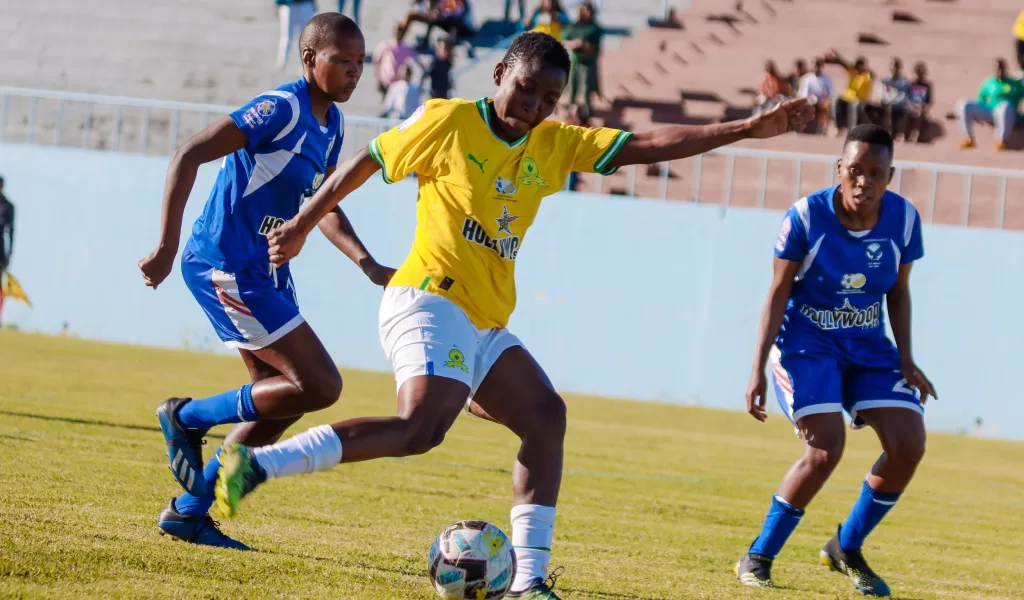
[405,0,475,52]
[380,64,422,120]
[505,0,526,23]
[525,0,570,39]
[373,24,420,99]
[797,58,832,134]
[423,36,454,99]
[904,61,932,143]
[338,0,361,26]
[881,58,910,139]
[275,0,317,71]
[788,59,808,95]
[828,49,875,135]
[957,58,1024,151]
[1015,9,1024,73]
[755,60,792,114]
[0,177,13,280]
[564,0,602,119]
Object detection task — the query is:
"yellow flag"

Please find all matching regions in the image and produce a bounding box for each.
[2,272,31,307]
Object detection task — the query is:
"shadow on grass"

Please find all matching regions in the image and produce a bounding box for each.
[258,548,423,578]
[560,587,670,600]
[264,549,674,600]
[0,410,226,440]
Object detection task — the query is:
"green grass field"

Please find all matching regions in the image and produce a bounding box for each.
[1,330,1022,599]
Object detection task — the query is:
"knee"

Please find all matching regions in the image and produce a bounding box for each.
[886,434,926,471]
[802,440,844,475]
[399,417,447,457]
[522,393,567,440]
[297,368,343,412]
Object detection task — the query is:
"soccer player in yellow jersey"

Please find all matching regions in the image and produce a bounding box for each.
[216,32,812,598]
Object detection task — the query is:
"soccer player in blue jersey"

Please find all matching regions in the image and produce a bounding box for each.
[735,124,937,596]
[137,13,393,550]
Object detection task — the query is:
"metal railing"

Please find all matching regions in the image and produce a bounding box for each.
[3,86,1024,229]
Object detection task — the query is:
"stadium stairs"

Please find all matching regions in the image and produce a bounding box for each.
[574,0,1024,229]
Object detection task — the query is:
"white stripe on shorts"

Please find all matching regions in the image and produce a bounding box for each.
[211,269,269,342]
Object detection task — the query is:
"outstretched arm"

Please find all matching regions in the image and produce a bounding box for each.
[139,117,247,288]
[605,97,812,170]
[268,148,381,267]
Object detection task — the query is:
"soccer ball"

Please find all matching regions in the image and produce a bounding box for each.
[428,520,517,599]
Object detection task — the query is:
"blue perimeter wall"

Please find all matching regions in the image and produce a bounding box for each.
[2,143,1021,439]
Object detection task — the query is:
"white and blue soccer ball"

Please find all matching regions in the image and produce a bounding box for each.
[428,520,517,599]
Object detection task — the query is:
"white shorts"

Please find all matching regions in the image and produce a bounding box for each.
[378,286,524,396]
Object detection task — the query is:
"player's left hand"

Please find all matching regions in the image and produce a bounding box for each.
[745,98,814,139]
[267,221,308,267]
[901,360,938,404]
[362,260,396,288]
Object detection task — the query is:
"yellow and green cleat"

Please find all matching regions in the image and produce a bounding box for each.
[213,442,267,519]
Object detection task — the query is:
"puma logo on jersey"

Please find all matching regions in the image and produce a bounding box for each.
[258,215,286,236]
[468,153,488,173]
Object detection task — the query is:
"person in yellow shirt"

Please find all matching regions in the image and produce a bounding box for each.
[525,0,570,39]
[214,31,812,599]
[828,49,876,136]
[1015,9,1024,72]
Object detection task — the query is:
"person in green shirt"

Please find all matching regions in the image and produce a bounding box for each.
[956,58,1024,150]
[563,1,602,119]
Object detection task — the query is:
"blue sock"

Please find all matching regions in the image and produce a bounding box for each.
[177,384,258,430]
[749,494,806,559]
[839,481,901,550]
[173,451,221,517]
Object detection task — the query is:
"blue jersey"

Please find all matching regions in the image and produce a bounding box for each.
[774,186,924,343]
[186,77,344,270]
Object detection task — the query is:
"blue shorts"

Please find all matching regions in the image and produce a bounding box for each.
[769,333,923,428]
[181,248,304,350]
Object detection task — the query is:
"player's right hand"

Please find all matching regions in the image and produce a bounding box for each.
[746,368,768,422]
[267,221,308,267]
[138,246,176,289]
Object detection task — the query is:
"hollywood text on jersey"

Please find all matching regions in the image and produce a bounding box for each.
[461,218,520,261]
[258,215,285,236]
[799,299,881,331]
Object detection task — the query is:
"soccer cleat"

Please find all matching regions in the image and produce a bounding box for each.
[157,397,208,495]
[214,442,267,519]
[735,552,775,588]
[157,499,251,551]
[820,525,891,597]
[507,567,564,599]
[959,138,975,149]
[995,141,1008,151]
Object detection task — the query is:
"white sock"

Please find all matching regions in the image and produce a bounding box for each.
[510,504,556,593]
[252,424,343,479]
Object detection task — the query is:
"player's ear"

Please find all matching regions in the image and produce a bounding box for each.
[493,62,507,86]
[835,158,843,179]
[301,47,316,70]
[888,167,895,184]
